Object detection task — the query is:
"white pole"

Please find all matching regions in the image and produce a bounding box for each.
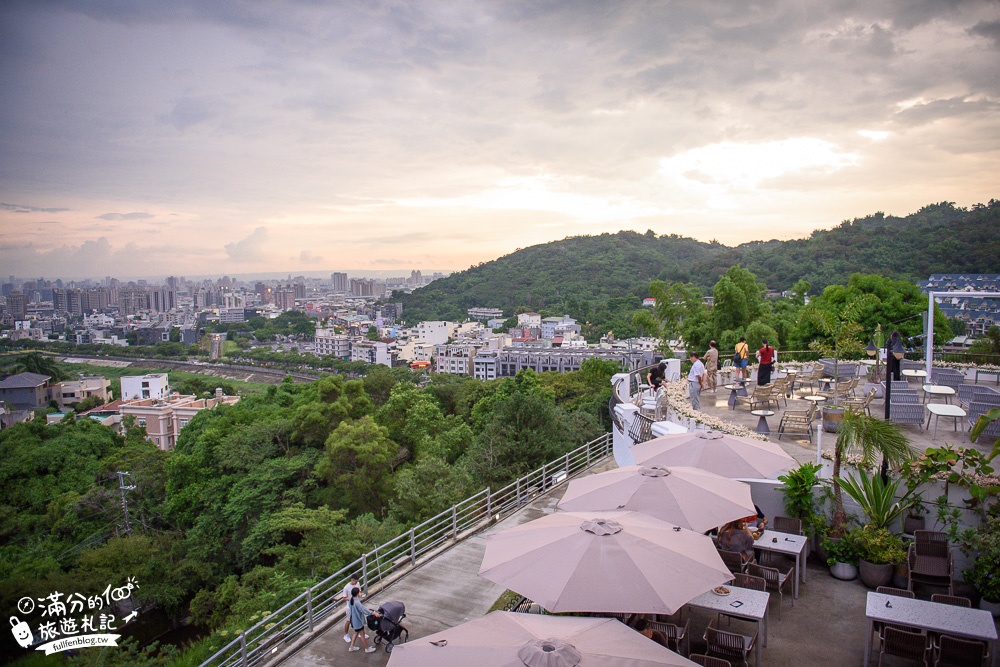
[926,292,934,378]
[815,422,823,466]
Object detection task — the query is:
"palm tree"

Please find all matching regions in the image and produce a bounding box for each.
[829,410,914,535]
[12,352,63,381]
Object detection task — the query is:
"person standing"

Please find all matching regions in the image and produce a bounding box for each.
[735,337,750,380]
[756,338,775,385]
[704,341,719,393]
[347,587,377,653]
[342,574,366,642]
[688,352,706,411]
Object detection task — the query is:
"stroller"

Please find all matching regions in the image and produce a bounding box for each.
[367,600,408,653]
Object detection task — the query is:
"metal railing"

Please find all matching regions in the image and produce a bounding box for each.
[199,432,613,667]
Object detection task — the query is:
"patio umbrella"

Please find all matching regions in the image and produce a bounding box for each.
[386,611,696,667]
[479,510,731,615]
[630,429,796,479]
[556,465,755,534]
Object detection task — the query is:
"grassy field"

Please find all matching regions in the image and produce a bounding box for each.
[0,355,275,397]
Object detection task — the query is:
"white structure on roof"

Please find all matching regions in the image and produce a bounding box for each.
[120,373,170,401]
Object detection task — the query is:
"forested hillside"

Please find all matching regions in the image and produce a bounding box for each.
[395,200,1000,329]
[0,362,614,665]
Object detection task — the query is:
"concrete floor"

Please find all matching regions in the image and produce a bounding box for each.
[278,376,996,667]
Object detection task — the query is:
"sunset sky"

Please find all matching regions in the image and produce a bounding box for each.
[1,1,998,279]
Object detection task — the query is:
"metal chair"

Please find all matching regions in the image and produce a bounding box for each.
[879,626,930,667]
[689,655,731,667]
[718,548,749,574]
[772,516,803,535]
[748,562,794,619]
[703,619,757,667]
[777,403,816,442]
[648,619,690,656]
[930,594,971,608]
[844,387,877,416]
[735,384,775,411]
[934,633,988,667]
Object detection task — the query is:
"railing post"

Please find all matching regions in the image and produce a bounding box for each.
[586,441,591,467]
[451,504,458,539]
[361,553,368,596]
[306,587,314,633]
[409,528,416,564]
[486,487,493,519]
[564,452,570,476]
[541,462,547,490]
[516,477,521,505]
[240,632,247,666]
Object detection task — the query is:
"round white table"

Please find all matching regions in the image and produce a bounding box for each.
[922,384,956,404]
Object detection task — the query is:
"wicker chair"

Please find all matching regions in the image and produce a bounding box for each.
[908,538,954,595]
[703,619,757,667]
[772,516,803,535]
[930,594,971,607]
[777,403,816,442]
[879,627,930,667]
[748,562,794,619]
[934,634,988,667]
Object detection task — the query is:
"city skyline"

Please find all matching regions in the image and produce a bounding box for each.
[2,1,999,279]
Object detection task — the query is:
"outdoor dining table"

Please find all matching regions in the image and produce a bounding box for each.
[925,403,967,441]
[922,383,956,404]
[687,585,770,667]
[901,369,928,382]
[753,529,808,599]
[750,409,774,434]
[862,591,998,667]
[724,382,748,409]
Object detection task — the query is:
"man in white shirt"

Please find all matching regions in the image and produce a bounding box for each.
[342,574,367,642]
[688,352,706,411]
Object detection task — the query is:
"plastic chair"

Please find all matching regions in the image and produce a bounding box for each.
[879,626,929,667]
[704,619,757,667]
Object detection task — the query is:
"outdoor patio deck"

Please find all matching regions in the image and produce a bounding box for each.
[277,375,996,667]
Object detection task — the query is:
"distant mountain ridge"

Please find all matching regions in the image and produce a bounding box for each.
[394,200,1000,324]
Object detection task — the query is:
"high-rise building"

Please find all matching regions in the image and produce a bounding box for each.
[331,272,348,291]
[275,289,296,311]
[6,292,27,320]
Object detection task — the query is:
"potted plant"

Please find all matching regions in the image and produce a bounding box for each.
[777,462,828,557]
[824,532,860,581]
[966,516,1000,615]
[839,469,915,531]
[854,527,907,589]
[828,411,914,537]
[804,294,879,432]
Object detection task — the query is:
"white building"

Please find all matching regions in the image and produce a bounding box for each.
[350,340,392,367]
[120,373,170,401]
[414,321,453,346]
[468,307,504,320]
[314,327,353,358]
[54,376,112,411]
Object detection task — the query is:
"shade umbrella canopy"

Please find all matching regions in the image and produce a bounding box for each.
[557,465,755,534]
[386,611,696,667]
[630,429,796,479]
[479,510,731,615]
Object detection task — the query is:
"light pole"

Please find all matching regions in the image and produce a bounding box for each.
[881,330,906,482]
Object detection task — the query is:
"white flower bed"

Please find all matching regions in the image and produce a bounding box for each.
[660,380,769,441]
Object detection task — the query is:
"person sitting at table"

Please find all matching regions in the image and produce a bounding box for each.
[743,504,768,531]
[718,519,758,563]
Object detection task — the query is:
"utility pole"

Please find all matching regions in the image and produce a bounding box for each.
[117,471,136,536]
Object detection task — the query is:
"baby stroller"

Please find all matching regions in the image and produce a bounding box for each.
[367,600,408,653]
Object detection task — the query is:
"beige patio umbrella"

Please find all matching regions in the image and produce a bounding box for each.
[631,429,796,479]
[556,465,755,534]
[386,611,696,667]
[479,510,731,615]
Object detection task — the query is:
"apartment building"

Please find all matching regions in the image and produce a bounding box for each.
[53,376,111,411]
[120,373,170,401]
[121,391,240,450]
[468,306,504,321]
[350,340,391,367]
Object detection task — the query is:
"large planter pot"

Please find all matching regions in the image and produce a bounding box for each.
[822,406,846,433]
[830,562,858,581]
[980,598,1000,617]
[903,515,925,535]
[859,559,894,588]
[815,536,829,564]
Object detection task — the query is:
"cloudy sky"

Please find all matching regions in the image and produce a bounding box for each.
[1,1,998,280]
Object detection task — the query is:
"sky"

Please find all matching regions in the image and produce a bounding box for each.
[1,1,998,280]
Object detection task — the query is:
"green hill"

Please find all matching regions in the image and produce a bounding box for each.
[394,200,1000,328]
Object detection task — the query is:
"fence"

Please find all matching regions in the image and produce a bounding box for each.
[198,432,613,667]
